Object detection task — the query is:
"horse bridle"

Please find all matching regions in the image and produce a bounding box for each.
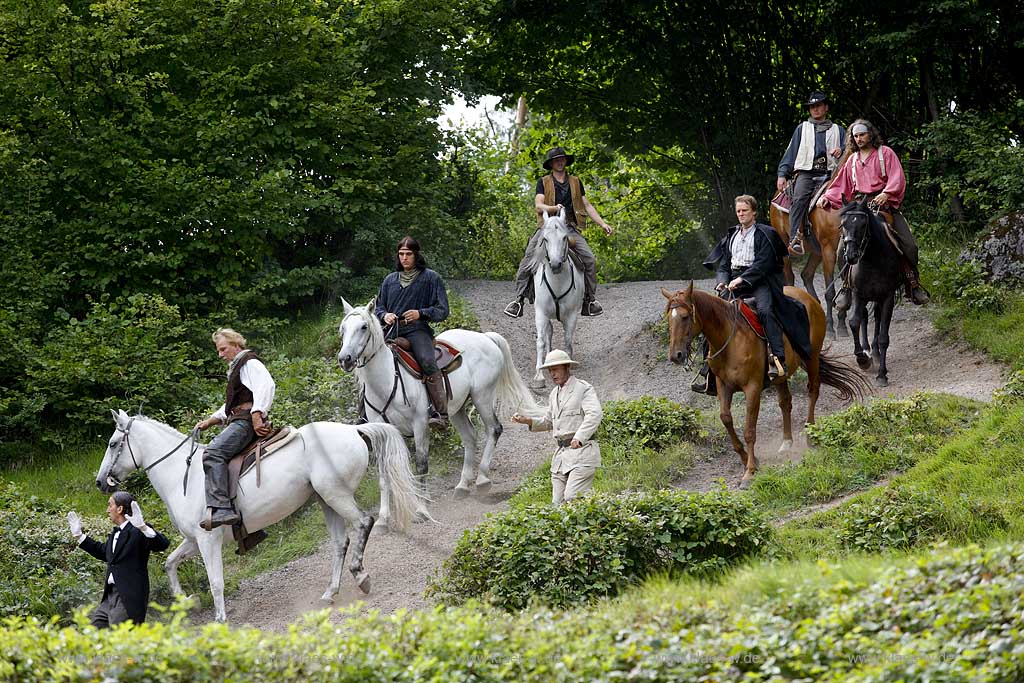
[840,205,873,262]
[106,416,201,495]
[668,294,739,364]
[539,232,576,320]
[343,311,409,423]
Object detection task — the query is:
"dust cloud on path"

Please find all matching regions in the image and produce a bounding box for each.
[196,277,1007,630]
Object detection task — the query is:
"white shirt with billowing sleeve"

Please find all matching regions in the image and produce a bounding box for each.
[210,351,276,421]
[527,375,603,474]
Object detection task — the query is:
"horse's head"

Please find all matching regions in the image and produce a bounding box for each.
[537,206,575,273]
[338,297,384,372]
[661,283,701,366]
[96,409,141,492]
[839,199,874,265]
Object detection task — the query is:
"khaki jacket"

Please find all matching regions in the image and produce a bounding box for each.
[528,376,603,474]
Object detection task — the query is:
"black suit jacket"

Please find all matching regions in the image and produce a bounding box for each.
[79,523,171,623]
[703,222,812,360]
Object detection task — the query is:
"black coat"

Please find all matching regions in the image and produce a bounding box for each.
[375,268,450,336]
[79,524,170,623]
[703,222,812,360]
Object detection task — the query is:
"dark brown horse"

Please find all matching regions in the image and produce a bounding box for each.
[662,283,869,486]
[770,151,851,338]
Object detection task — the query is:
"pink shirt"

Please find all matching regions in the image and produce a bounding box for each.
[822,145,906,209]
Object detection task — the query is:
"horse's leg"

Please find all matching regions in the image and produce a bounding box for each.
[532,310,551,387]
[316,495,351,602]
[450,407,479,497]
[804,354,821,432]
[319,491,372,593]
[821,243,839,338]
[195,532,227,622]
[777,379,794,453]
[740,384,762,487]
[849,300,871,369]
[801,253,821,302]
[473,394,503,492]
[717,386,746,468]
[164,538,199,596]
[412,413,430,479]
[874,296,895,387]
[562,311,579,361]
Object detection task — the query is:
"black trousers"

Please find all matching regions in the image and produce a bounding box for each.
[399,327,439,375]
[790,171,828,242]
[723,269,786,360]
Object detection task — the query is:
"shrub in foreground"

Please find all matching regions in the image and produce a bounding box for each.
[597,396,701,451]
[427,488,772,610]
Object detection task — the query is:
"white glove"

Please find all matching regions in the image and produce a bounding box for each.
[128,501,147,529]
[67,511,82,538]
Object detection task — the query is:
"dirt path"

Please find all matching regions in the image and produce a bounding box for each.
[198,277,1007,630]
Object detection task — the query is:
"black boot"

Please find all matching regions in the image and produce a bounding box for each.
[903,264,931,305]
[767,354,786,382]
[424,372,449,430]
[690,363,717,396]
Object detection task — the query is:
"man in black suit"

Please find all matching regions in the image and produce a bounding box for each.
[67,491,170,628]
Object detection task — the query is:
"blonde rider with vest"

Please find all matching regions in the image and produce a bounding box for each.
[818,119,930,308]
[777,91,845,256]
[504,147,614,319]
[193,328,276,531]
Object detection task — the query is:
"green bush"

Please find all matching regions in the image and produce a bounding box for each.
[919,250,1006,312]
[2,544,1024,681]
[428,488,772,610]
[597,396,701,451]
[23,294,212,441]
[993,369,1024,406]
[0,482,101,621]
[265,356,359,427]
[837,486,943,553]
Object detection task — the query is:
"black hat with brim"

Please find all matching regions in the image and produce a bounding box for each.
[806,91,830,106]
[543,146,575,170]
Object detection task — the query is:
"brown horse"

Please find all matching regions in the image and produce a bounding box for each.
[770,151,851,338]
[661,283,869,486]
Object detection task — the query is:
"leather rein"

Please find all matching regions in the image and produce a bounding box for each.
[108,416,202,496]
[669,293,739,363]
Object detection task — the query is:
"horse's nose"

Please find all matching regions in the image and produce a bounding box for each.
[550,262,563,273]
[671,350,685,365]
[338,353,352,370]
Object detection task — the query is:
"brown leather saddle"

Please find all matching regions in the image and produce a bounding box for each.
[226,426,294,498]
[388,338,463,380]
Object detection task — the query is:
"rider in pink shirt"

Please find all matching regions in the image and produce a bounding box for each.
[818,118,929,308]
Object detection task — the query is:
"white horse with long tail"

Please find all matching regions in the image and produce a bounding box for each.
[337,298,541,498]
[530,206,585,389]
[94,409,423,622]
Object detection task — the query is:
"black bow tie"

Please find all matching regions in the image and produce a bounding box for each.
[113,526,123,536]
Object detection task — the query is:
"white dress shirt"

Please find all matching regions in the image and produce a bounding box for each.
[729,223,757,268]
[211,350,276,421]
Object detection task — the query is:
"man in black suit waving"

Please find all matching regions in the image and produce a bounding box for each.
[67,491,170,628]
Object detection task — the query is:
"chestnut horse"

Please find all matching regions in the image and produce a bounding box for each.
[770,151,851,338]
[662,283,869,486]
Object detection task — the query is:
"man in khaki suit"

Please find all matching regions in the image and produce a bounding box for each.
[512,349,603,504]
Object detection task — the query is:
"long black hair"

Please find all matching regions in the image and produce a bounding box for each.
[393,235,428,271]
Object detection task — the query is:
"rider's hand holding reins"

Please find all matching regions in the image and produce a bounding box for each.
[383,312,398,325]
[776,177,788,192]
[194,417,221,432]
[252,411,271,437]
[67,511,82,538]
[402,309,421,323]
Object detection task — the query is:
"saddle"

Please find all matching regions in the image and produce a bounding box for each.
[226,426,298,498]
[738,299,767,339]
[771,176,831,216]
[388,338,463,379]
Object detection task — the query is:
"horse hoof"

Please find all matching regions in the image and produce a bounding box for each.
[475,479,492,495]
[355,572,371,594]
[875,376,889,388]
[738,477,753,490]
[320,590,337,603]
[856,354,872,370]
[453,486,471,500]
[778,440,793,453]
[414,509,433,523]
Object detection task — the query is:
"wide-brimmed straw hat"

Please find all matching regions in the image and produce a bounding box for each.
[539,349,579,369]
[542,146,575,170]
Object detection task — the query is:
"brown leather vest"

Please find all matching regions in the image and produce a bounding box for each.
[225,352,258,423]
[538,174,587,229]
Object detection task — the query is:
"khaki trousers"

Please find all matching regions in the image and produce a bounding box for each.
[551,465,596,505]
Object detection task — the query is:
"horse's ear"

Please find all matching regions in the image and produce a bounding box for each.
[686,281,694,299]
[557,204,565,221]
[660,287,673,300]
[341,297,353,315]
[110,408,120,423]
[367,296,377,312]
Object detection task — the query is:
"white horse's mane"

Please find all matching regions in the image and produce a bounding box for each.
[135,414,190,440]
[345,302,386,356]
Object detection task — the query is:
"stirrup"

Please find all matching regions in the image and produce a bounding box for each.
[788,236,804,256]
[503,299,524,318]
[581,300,604,317]
[768,355,786,381]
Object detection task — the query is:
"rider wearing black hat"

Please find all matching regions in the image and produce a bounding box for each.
[776,91,846,256]
[504,146,614,319]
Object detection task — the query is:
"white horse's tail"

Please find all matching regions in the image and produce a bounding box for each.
[355,423,425,532]
[485,331,544,421]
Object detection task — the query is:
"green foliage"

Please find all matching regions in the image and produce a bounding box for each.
[0,482,100,621]
[994,370,1024,406]
[755,393,982,515]
[263,356,359,427]
[837,486,943,552]
[919,250,1006,312]
[19,294,211,441]
[428,488,772,610]
[597,396,700,451]
[4,544,1024,680]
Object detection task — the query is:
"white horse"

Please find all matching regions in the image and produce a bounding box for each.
[337,299,541,498]
[530,206,584,388]
[94,409,424,622]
